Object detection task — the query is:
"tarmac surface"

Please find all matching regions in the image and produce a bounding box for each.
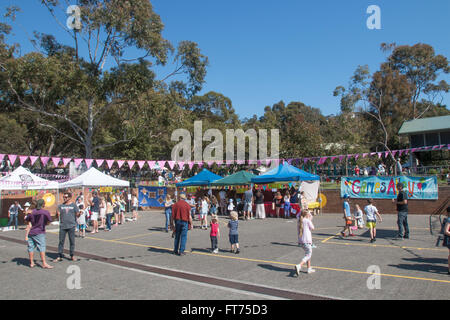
[0,210,449,300]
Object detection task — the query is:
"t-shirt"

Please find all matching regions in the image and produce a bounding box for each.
[91,196,100,212]
[9,204,23,215]
[364,204,378,221]
[255,193,264,204]
[244,190,253,203]
[299,218,314,244]
[228,220,238,235]
[343,201,351,218]
[26,209,52,236]
[290,191,300,204]
[397,191,408,212]
[210,222,219,237]
[201,200,209,214]
[58,203,80,229]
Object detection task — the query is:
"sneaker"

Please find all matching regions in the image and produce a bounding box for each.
[311,244,317,249]
[341,231,346,237]
[295,264,301,276]
[349,233,356,237]
[213,249,219,254]
[370,238,374,243]
[307,268,316,274]
[235,249,240,254]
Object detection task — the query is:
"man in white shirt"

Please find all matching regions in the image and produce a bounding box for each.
[7,201,24,230]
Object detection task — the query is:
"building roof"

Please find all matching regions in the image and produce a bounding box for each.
[398,115,450,135]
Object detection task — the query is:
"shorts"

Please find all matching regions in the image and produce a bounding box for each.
[200,212,207,218]
[27,233,46,252]
[78,224,86,230]
[366,221,376,228]
[243,201,252,212]
[132,206,138,211]
[90,211,99,221]
[229,234,239,245]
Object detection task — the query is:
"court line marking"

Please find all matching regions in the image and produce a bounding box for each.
[59,234,450,285]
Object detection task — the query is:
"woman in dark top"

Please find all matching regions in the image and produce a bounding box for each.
[255,190,265,219]
[273,192,283,218]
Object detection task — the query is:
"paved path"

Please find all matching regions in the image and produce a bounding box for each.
[0,211,449,300]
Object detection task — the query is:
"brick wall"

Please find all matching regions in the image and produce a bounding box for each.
[321,187,450,215]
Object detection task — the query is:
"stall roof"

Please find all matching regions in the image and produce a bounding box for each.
[176,168,222,187]
[59,167,129,188]
[0,166,59,190]
[211,170,256,186]
[251,163,320,184]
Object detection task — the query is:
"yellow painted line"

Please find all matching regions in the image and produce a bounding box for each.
[321,232,342,243]
[324,240,447,252]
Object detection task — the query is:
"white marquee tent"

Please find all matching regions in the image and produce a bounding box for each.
[59,167,130,188]
[0,166,59,190]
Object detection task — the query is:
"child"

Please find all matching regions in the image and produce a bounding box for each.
[364,199,382,243]
[340,195,355,237]
[210,215,220,253]
[200,196,209,230]
[295,209,315,275]
[283,192,291,219]
[354,204,364,229]
[227,198,235,216]
[77,205,88,238]
[228,211,240,254]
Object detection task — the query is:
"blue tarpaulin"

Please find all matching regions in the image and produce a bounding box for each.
[251,163,320,184]
[176,168,223,187]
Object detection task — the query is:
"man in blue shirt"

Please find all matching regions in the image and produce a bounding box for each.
[340,195,355,237]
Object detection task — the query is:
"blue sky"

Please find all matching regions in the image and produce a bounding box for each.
[5,0,450,120]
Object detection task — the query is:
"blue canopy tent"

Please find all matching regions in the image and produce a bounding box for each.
[251,163,320,183]
[176,168,223,187]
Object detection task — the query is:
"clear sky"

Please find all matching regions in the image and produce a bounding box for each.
[5,0,450,120]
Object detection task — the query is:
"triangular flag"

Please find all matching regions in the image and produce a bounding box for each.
[167,161,175,170]
[106,159,115,169]
[63,158,72,167]
[117,160,125,168]
[8,154,17,165]
[40,156,49,166]
[51,157,61,167]
[19,155,28,165]
[95,159,105,167]
[147,161,156,169]
[137,161,146,169]
[74,158,83,168]
[0,154,4,162]
[177,161,185,169]
[127,160,136,169]
[85,159,94,168]
[188,161,194,170]
[158,160,166,168]
[29,156,39,165]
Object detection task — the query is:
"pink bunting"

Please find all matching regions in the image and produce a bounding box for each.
[29,156,39,165]
[0,154,4,162]
[19,155,28,165]
[95,159,105,167]
[167,161,175,170]
[137,161,146,169]
[51,157,61,167]
[147,161,156,169]
[188,161,194,170]
[157,161,166,168]
[85,159,94,168]
[117,160,125,168]
[40,156,49,166]
[106,159,115,169]
[207,161,214,168]
[338,156,344,163]
[63,158,72,167]
[362,153,368,158]
[8,154,17,165]
[74,158,83,168]
[127,160,136,169]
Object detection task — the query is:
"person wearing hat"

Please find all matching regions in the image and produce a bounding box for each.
[393,182,409,239]
[170,193,193,256]
[24,199,53,268]
[340,194,355,237]
[23,202,32,219]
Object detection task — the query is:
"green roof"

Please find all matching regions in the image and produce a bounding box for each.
[398,115,450,135]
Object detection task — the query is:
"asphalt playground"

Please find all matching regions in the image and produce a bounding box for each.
[0,210,449,300]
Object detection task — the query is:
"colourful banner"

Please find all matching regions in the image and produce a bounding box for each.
[138,186,167,207]
[341,176,438,200]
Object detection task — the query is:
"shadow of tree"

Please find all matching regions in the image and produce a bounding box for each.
[388,257,449,275]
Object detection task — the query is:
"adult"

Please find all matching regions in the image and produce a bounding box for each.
[131,193,139,221]
[164,194,174,233]
[7,201,24,230]
[254,190,266,219]
[170,193,193,256]
[219,189,227,215]
[340,194,355,237]
[24,199,53,269]
[290,186,300,204]
[243,186,254,220]
[443,207,450,275]
[99,196,107,229]
[89,191,100,233]
[272,192,283,218]
[396,158,403,176]
[105,194,114,231]
[54,192,80,262]
[393,182,409,239]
